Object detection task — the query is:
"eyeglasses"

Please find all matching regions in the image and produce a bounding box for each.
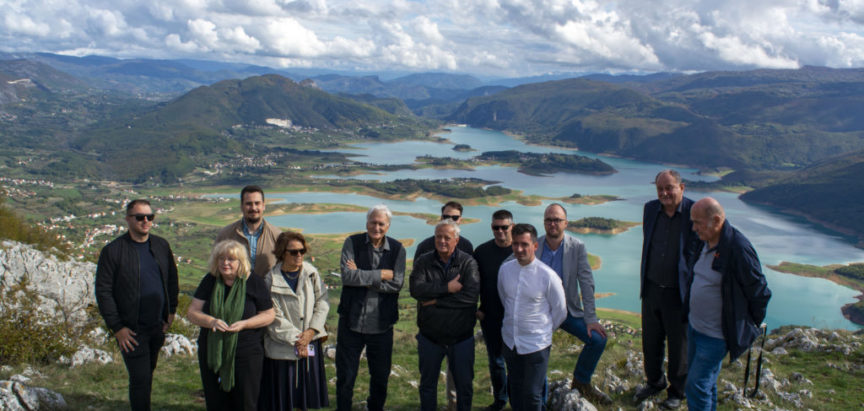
[544,218,566,224]
[441,214,461,221]
[129,214,155,222]
[285,248,306,256]
[492,225,511,231]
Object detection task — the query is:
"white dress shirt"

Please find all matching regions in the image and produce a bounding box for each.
[498,258,567,355]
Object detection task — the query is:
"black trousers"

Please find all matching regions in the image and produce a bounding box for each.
[335,317,394,411]
[198,348,264,411]
[120,330,165,411]
[641,282,688,399]
[502,345,549,411]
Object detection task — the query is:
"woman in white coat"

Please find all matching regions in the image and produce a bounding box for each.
[259,231,330,411]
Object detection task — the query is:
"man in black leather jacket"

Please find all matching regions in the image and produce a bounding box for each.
[95,199,179,411]
[410,219,480,411]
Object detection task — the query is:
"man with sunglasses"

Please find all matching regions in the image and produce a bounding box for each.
[414,201,474,260]
[472,209,514,411]
[216,185,281,277]
[95,199,179,411]
[537,203,611,405]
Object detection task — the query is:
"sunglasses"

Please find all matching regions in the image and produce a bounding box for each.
[285,248,306,256]
[492,225,511,231]
[441,214,461,221]
[129,214,155,222]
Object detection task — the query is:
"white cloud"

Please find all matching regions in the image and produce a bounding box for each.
[3,0,864,75]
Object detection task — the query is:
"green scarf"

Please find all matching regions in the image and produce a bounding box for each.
[206,275,247,392]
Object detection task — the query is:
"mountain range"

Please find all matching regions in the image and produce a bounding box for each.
[2,53,863,242]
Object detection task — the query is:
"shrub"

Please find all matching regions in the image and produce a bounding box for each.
[0,277,84,365]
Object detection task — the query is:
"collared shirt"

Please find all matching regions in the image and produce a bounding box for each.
[689,244,724,340]
[498,258,567,355]
[540,240,564,281]
[646,202,683,287]
[242,219,263,269]
[340,234,407,334]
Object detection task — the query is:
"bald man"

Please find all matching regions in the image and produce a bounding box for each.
[685,197,771,411]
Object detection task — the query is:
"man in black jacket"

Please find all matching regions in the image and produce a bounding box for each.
[473,209,514,411]
[685,197,771,411]
[636,169,701,409]
[95,199,179,411]
[410,219,480,411]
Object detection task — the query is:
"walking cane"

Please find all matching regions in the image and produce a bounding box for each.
[743,323,768,398]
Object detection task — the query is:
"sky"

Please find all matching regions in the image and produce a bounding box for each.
[3,0,864,77]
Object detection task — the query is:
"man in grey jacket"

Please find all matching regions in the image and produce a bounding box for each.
[536,203,611,405]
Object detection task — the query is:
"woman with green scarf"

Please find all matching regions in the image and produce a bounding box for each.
[187,240,275,411]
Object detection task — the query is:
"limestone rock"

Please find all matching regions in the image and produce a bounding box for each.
[548,379,598,411]
[0,380,67,410]
[0,241,95,325]
[161,333,197,357]
[70,347,113,367]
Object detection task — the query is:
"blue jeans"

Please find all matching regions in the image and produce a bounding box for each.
[480,318,508,403]
[559,315,607,384]
[416,333,475,411]
[502,344,550,411]
[685,326,728,411]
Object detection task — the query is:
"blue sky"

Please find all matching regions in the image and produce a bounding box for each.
[3,0,864,76]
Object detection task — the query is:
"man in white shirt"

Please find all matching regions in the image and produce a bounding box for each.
[498,223,566,411]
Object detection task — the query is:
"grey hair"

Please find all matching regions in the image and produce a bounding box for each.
[435,218,461,236]
[367,204,392,222]
[655,169,682,184]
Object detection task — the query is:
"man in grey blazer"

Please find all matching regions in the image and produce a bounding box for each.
[536,203,611,405]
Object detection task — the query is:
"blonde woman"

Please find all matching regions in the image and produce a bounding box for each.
[187,240,275,411]
[259,231,330,410]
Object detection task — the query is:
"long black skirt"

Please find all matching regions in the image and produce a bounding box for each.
[258,339,329,410]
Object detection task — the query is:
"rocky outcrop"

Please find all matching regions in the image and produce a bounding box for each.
[0,380,67,410]
[161,334,197,357]
[0,241,95,324]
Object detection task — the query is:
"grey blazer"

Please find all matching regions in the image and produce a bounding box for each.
[535,234,598,323]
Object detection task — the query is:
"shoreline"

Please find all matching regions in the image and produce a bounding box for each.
[769,262,864,326]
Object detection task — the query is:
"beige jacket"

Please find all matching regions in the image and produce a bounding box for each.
[215,219,281,277]
[264,261,329,360]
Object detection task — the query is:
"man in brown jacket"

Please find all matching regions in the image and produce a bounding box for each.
[215,185,281,277]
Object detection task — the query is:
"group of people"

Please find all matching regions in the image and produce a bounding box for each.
[94,169,771,411]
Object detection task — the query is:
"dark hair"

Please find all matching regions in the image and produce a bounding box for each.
[492,209,513,221]
[125,199,151,214]
[546,203,567,218]
[273,231,308,262]
[654,169,682,185]
[511,223,538,242]
[441,201,463,215]
[241,185,265,202]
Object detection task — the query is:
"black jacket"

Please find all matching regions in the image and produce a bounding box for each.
[640,197,701,302]
[95,233,179,334]
[410,249,479,345]
[685,221,772,360]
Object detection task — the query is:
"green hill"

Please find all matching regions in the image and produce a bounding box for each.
[72,74,417,182]
[740,150,864,245]
[449,69,864,170]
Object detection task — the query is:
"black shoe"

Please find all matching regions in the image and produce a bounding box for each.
[483,400,506,411]
[571,380,613,405]
[659,397,682,409]
[633,384,665,403]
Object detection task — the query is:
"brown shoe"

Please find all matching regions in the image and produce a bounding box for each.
[571,379,613,406]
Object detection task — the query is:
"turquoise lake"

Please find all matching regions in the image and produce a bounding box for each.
[254,126,864,330]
